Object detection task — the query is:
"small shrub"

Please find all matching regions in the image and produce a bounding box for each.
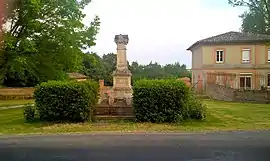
[23,104,36,122]
[186,94,207,120]
[34,80,99,123]
[133,79,190,123]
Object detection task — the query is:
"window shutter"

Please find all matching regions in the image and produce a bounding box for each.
[242,50,250,62]
[216,50,224,62]
[268,74,270,87]
[260,77,265,86]
[246,77,251,88]
[240,77,245,88]
[216,52,220,62]
[220,51,223,61]
[268,49,270,62]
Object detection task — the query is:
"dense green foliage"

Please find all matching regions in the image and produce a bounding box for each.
[133,79,206,123]
[229,0,270,34]
[23,103,36,122]
[81,52,191,86]
[0,0,100,87]
[34,80,99,122]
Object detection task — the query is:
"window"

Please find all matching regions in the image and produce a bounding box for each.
[216,50,224,63]
[216,75,223,85]
[268,49,270,63]
[260,76,265,87]
[242,49,250,63]
[234,78,238,89]
[268,74,270,87]
[239,74,252,89]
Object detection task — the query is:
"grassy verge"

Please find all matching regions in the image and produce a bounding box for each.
[0,99,270,135]
[0,99,34,107]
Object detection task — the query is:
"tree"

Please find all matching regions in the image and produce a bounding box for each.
[81,52,106,81]
[229,0,270,34]
[102,53,116,85]
[0,0,100,87]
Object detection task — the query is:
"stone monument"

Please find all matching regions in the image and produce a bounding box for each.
[112,34,133,103]
[95,34,134,119]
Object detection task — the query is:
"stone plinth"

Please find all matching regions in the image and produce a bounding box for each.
[112,34,133,99]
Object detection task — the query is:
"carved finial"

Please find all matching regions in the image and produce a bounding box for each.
[114,34,129,45]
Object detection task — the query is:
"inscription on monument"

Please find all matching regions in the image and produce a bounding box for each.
[115,78,128,85]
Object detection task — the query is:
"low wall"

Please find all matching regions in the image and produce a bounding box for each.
[0,88,35,100]
[206,84,270,103]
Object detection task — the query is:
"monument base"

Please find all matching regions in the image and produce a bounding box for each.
[112,69,132,99]
[95,96,134,120]
[113,87,132,96]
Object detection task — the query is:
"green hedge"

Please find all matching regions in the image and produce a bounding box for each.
[34,80,99,122]
[133,79,206,123]
[23,103,36,122]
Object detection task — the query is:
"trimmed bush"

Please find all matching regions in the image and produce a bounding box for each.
[34,80,98,122]
[23,103,36,122]
[133,79,191,123]
[133,79,207,123]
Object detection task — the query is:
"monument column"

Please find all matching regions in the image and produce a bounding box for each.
[112,34,132,99]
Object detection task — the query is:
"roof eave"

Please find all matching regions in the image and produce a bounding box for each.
[186,42,199,51]
[187,40,270,51]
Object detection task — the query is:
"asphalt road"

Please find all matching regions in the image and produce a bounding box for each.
[0,131,270,161]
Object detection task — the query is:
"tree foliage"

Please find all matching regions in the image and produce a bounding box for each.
[0,0,100,87]
[0,1,190,87]
[81,52,106,82]
[229,0,270,34]
[80,52,191,86]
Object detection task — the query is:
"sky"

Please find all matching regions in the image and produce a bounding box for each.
[83,0,246,68]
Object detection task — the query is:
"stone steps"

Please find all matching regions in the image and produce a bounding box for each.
[95,115,135,120]
[95,105,133,116]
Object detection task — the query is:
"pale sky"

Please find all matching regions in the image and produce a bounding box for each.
[83,0,246,68]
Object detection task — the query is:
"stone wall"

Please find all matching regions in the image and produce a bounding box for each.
[99,80,113,96]
[234,89,270,103]
[0,88,35,100]
[206,84,270,103]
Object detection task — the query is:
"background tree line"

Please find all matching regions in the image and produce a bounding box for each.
[81,52,191,86]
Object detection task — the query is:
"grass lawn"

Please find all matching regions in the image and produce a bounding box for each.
[0,99,270,135]
[0,99,34,107]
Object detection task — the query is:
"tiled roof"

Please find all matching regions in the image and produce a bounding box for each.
[187,31,270,50]
[67,72,87,79]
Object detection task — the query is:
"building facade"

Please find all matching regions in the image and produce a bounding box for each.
[187,31,270,92]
